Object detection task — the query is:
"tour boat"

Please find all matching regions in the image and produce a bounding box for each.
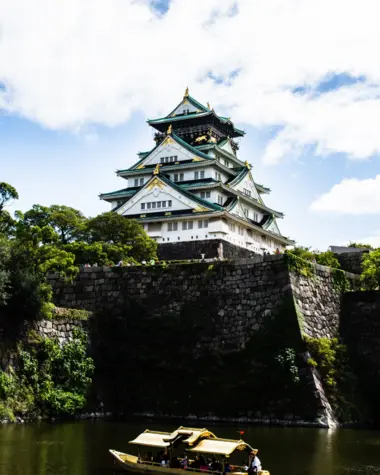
[109,426,269,475]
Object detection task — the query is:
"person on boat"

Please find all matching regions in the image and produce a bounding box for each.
[248,452,262,473]
[211,458,222,471]
[180,455,188,469]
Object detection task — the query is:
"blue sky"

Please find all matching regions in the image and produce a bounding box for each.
[2,0,380,250]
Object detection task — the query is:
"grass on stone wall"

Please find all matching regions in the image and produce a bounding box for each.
[0,328,94,422]
[304,336,366,422]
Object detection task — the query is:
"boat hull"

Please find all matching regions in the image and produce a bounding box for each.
[109,450,269,475]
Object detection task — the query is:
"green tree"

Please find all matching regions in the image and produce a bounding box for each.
[361,249,380,290]
[86,212,157,261]
[0,182,18,212]
[0,236,10,306]
[16,205,86,244]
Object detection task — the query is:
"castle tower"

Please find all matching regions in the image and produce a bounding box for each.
[100,88,293,257]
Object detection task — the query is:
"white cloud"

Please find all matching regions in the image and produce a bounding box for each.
[2,0,380,163]
[310,175,380,214]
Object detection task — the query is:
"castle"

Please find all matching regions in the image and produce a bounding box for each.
[100,88,293,257]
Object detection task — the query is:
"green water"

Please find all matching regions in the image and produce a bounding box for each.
[0,420,379,475]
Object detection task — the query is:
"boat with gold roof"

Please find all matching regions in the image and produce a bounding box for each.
[109,426,269,475]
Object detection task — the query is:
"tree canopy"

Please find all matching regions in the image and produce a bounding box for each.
[286,246,341,269]
[0,182,157,323]
[0,182,18,212]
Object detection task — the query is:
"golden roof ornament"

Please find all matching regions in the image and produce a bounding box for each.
[207,102,211,109]
[184,87,189,97]
[167,124,172,135]
[245,160,251,170]
[153,164,160,175]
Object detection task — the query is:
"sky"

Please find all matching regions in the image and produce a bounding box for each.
[1,0,380,250]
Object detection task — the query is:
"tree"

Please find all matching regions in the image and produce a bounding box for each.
[16,205,86,244]
[86,212,157,261]
[361,249,380,290]
[0,237,10,306]
[0,182,18,212]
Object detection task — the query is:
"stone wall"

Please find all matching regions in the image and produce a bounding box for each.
[291,267,360,339]
[157,239,256,261]
[341,291,380,424]
[334,250,368,275]
[46,255,361,427]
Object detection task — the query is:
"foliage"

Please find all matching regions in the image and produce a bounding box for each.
[0,182,155,324]
[62,241,136,266]
[0,329,94,420]
[286,246,341,272]
[0,237,10,306]
[332,268,351,292]
[86,212,157,261]
[304,336,363,421]
[0,182,18,212]
[348,242,374,250]
[16,205,86,244]
[52,308,91,321]
[274,348,300,384]
[285,251,315,277]
[361,249,380,290]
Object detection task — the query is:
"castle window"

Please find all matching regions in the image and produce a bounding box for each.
[141,203,145,210]
[198,220,209,229]
[253,213,258,222]
[134,178,139,187]
[152,202,156,209]
[228,222,236,232]
[182,221,193,230]
[244,208,249,218]
[215,172,221,181]
[139,178,144,186]
[147,203,151,209]
[157,202,161,208]
[168,222,178,232]
[174,173,184,182]
[194,171,199,180]
[243,188,251,197]
[201,191,211,199]
[238,226,244,236]
[217,195,224,205]
[168,200,172,207]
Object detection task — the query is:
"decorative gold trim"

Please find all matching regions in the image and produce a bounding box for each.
[183,99,189,105]
[167,124,172,135]
[193,205,209,213]
[184,87,189,97]
[192,156,204,162]
[136,164,145,169]
[140,214,146,218]
[165,212,172,216]
[207,102,211,109]
[153,164,160,175]
[146,176,165,190]
[245,160,251,170]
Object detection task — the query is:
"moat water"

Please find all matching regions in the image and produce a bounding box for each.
[0,420,379,475]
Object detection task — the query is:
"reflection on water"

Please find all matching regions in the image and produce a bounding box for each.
[0,420,379,475]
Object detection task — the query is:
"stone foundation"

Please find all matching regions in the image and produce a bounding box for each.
[157,239,256,261]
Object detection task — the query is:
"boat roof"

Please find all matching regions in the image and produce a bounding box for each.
[187,437,257,456]
[129,430,172,448]
[129,427,216,448]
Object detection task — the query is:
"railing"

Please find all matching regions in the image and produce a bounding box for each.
[137,459,246,474]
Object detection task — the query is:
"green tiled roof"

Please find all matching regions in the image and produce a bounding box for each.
[148,110,245,136]
[228,167,249,187]
[158,174,224,212]
[99,187,137,199]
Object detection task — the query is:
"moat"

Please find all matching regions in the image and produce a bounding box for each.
[0,420,379,475]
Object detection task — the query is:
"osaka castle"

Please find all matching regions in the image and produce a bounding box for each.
[100,88,293,259]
